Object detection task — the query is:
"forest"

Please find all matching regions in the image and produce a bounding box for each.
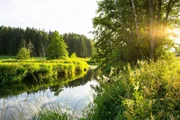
[0,26,93,58]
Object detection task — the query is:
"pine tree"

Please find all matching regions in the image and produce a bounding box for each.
[27,40,35,56]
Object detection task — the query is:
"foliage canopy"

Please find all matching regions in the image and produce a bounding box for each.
[93,0,180,70]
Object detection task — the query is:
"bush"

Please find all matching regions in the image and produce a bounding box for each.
[16,47,30,59]
[85,59,180,120]
[70,53,77,58]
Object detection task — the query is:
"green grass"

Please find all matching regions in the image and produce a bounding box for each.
[37,103,73,120]
[4,102,75,120]
[0,55,97,65]
[0,55,16,61]
[0,56,89,85]
[38,110,70,120]
[84,58,180,120]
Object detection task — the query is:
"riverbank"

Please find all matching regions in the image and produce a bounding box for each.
[2,56,179,120]
[0,58,89,84]
[25,58,179,120]
[85,58,180,120]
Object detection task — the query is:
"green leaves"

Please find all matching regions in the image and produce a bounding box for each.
[93,0,179,70]
[47,31,68,59]
[63,33,92,58]
[16,47,30,59]
[86,59,180,119]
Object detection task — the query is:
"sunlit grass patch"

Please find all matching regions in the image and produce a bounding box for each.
[85,58,180,120]
[0,59,89,85]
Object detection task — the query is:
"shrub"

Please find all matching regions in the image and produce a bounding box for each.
[85,59,180,120]
[70,53,77,58]
[16,47,30,59]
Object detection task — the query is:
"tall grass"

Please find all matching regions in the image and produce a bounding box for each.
[84,58,180,120]
[37,103,73,120]
[0,59,89,84]
[1,97,73,120]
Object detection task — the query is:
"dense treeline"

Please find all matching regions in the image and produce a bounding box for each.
[0,26,92,58]
[0,26,48,57]
[63,33,92,57]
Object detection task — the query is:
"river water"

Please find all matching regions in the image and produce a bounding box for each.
[0,68,99,120]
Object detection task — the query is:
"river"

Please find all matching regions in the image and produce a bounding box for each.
[0,67,99,120]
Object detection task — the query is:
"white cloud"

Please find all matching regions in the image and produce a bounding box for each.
[0,0,98,38]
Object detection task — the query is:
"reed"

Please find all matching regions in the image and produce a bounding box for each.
[0,59,89,85]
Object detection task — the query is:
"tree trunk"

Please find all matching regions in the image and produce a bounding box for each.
[131,0,140,43]
[149,0,155,60]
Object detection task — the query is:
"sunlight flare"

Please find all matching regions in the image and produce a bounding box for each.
[167,27,180,44]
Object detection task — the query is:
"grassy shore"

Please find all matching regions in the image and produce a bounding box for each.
[84,58,180,120]
[0,56,89,85]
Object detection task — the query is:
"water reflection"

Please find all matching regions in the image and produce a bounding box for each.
[0,68,99,120]
[67,69,99,88]
[0,71,87,98]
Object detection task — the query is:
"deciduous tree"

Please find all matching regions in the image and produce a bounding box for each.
[47,31,68,59]
[93,0,179,69]
[16,47,30,59]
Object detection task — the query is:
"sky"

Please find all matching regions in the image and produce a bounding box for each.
[0,0,98,38]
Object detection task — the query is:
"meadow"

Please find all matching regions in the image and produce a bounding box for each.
[0,56,89,85]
